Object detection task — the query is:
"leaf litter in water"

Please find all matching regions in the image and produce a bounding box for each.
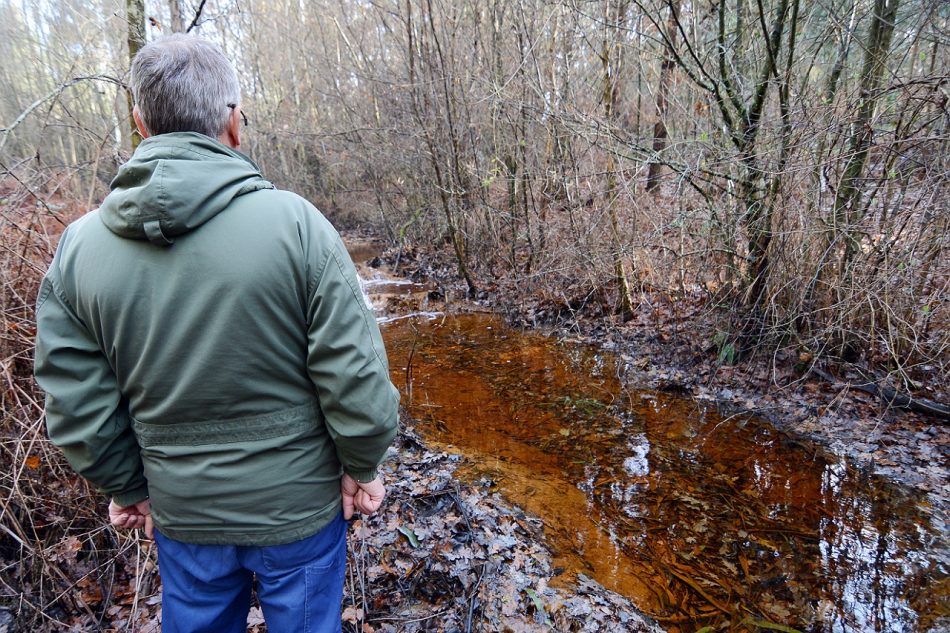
[381,314,950,632]
[347,428,662,632]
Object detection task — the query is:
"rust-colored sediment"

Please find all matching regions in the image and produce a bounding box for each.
[382,314,948,632]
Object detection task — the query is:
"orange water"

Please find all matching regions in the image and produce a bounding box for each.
[381,314,948,632]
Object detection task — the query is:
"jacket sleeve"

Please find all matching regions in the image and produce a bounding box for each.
[33,267,148,506]
[306,235,399,483]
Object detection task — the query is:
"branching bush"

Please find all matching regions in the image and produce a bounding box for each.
[0,172,159,631]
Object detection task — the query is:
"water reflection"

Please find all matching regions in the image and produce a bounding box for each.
[381,314,948,632]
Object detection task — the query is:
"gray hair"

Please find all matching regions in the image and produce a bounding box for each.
[130,35,240,138]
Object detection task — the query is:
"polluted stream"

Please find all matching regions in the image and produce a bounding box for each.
[351,243,949,632]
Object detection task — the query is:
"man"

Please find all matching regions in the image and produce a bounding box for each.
[33,34,399,632]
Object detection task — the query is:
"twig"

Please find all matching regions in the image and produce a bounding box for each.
[464,564,486,633]
[0,76,122,154]
[124,535,154,631]
[372,606,456,623]
[810,366,950,421]
[185,0,209,33]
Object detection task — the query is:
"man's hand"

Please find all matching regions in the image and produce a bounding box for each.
[108,499,153,539]
[341,474,385,520]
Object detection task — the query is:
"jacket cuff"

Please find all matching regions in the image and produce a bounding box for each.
[345,468,378,483]
[112,485,149,507]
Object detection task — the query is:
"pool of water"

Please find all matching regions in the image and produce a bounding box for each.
[380,314,949,632]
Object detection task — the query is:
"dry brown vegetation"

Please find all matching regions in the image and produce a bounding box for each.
[2,0,947,382]
[1,0,948,630]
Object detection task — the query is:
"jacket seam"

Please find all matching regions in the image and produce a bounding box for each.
[36,276,54,311]
[308,245,330,301]
[41,266,78,316]
[327,247,390,371]
[156,160,168,224]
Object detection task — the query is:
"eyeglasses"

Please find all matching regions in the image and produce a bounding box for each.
[227,103,248,127]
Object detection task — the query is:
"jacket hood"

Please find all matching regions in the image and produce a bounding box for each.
[100,132,274,246]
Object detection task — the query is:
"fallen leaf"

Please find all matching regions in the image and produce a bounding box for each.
[342,606,364,624]
[246,607,265,626]
[397,525,420,547]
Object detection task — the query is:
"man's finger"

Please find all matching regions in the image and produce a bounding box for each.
[353,491,367,514]
[354,490,382,515]
[342,490,355,520]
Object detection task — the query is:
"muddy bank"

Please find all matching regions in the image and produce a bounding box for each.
[349,236,949,632]
[349,428,662,632]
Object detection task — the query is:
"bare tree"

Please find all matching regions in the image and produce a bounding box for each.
[126,0,145,149]
[602,0,635,320]
[645,0,680,193]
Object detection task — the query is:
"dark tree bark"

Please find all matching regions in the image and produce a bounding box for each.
[602,0,635,320]
[832,0,901,273]
[645,0,681,193]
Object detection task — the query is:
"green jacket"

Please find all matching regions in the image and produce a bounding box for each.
[34,133,399,545]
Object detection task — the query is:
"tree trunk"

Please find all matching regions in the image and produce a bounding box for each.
[126,0,146,151]
[736,0,790,312]
[602,0,634,320]
[748,0,800,315]
[169,0,184,33]
[832,0,901,275]
[645,0,680,193]
[800,0,858,325]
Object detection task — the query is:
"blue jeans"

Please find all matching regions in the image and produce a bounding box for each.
[153,513,347,633]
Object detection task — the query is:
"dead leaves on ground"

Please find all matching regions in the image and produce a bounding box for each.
[345,429,661,632]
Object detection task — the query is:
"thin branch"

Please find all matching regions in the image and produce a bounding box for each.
[185,0,209,33]
[0,76,123,154]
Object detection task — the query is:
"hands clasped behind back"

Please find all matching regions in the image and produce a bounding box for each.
[108,498,154,539]
[108,474,385,538]
[341,473,385,519]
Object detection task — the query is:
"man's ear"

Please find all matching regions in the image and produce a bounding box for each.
[132,105,151,140]
[221,106,242,149]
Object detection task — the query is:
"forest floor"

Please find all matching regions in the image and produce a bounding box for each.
[5,421,658,633]
[4,231,947,633]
